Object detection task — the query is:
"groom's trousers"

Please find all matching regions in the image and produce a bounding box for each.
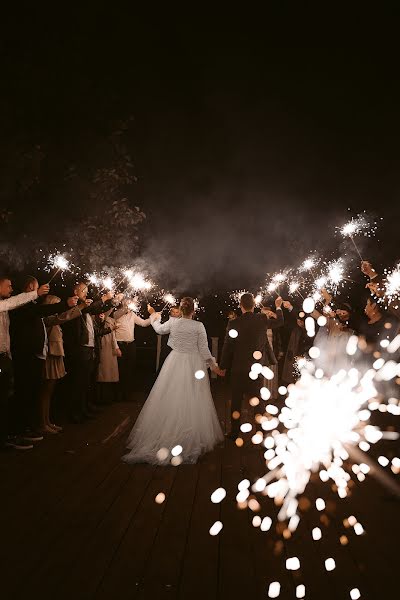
[229,370,261,435]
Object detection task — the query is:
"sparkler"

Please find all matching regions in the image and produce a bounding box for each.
[384,264,400,306]
[101,276,114,291]
[340,215,368,260]
[326,258,346,294]
[288,280,305,300]
[161,293,177,313]
[300,256,318,281]
[87,273,101,286]
[127,272,153,301]
[269,272,287,295]
[242,340,400,532]
[47,254,70,283]
[254,293,263,306]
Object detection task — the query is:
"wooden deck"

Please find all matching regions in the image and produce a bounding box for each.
[1,380,399,600]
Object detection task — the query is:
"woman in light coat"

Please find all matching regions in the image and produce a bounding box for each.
[94,313,121,404]
[39,295,83,433]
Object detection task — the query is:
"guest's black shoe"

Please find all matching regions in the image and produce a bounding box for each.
[22,429,44,442]
[5,436,34,450]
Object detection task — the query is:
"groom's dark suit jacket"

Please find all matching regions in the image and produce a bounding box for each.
[220,309,284,375]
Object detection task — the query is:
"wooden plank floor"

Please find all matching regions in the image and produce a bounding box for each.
[1,380,399,600]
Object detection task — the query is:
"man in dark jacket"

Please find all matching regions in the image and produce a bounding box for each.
[61,282,114,422]
[220,293,284,440]
[10,276,78,440]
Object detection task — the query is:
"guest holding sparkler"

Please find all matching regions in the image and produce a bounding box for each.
[9,277,78,443]
[1,275,51,450]
[39,295,87,433]
[111,296,155,401]
[311,288,355,376]
[220,293,284,441]
[62,281,114,423]
[281,313,313,385]
[94,312,121,404]
[361,296,400,348]
[362,260,400,319]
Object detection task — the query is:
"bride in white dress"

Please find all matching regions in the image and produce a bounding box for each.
[122,297,224,465]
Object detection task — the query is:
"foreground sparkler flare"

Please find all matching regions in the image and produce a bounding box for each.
[249,353,400,525]
[384,264,400,305]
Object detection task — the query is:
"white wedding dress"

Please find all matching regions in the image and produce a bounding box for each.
[122,315,224,465]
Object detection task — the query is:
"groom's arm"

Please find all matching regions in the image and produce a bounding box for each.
[220,324,235,371]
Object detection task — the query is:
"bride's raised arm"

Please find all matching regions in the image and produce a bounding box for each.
[150,312,172,335]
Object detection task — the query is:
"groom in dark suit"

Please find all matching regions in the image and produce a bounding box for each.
[220,293,284,440]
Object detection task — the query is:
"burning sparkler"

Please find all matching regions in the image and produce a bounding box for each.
[47,253,70,283]
[288,280,305,300]
[326,258,346,294]
[161,292,177,313]
[384,264,400,306]
[339,214,374,261]
[254,293,263,306]
[239,338,400,534]
[127,272,153,300]
[87,273,101,286]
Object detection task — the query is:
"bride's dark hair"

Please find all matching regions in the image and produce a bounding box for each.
[180,296,195,316]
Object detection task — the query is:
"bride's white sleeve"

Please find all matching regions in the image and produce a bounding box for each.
[150,313,172,335]
[197,323,217,368]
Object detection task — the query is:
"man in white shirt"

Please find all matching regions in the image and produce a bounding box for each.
[0,276,49,450]
[113,299,154,401]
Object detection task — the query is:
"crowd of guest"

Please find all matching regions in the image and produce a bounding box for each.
[0,276,155,451]
[1,259,399,452]
[224,260,400,400]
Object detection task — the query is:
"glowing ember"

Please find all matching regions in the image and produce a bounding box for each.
[209,521,223,536]
[268,581,281,598]
[211,488,226,503]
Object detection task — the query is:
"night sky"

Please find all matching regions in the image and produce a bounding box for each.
[1,11,399,291]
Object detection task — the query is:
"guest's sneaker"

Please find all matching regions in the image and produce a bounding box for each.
[22,429,44,442]
[5,436,34,450]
